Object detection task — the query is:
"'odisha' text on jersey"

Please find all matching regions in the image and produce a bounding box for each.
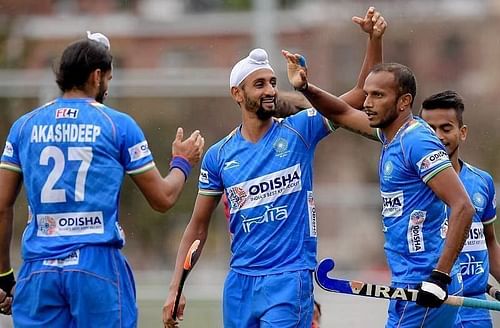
[0,98,155,260]
[199,108,333,275]
[377,117,457,284]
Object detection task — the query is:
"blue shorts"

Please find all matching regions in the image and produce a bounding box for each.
[385,273,463,328]
[12,245,137,328]
[223,269,314,328]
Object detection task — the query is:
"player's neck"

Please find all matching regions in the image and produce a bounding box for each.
[382,111,413,143]
[62,88,96,100]
[451,155,461,174]
[240,116,273,143]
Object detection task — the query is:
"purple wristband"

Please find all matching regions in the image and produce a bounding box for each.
[170,156,192,181]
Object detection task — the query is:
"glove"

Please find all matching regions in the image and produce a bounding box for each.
[416,269,451,308]
[0,269,15,297]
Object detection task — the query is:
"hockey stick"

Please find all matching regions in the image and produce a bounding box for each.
[172,239,201,320]
[315,258,500,311]
[487,284,500,301]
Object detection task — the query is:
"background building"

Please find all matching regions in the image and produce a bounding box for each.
[0,0,499,326]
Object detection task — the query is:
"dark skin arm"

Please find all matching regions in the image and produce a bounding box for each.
[162,194,220,328]
[426,167,475,274]
[283,7,387,140]
[341,7,385,111]
[0,167,23,315]
[131,128,204,212]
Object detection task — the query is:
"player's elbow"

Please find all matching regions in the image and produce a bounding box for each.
[149,196,176,213]
[459,199,475,224]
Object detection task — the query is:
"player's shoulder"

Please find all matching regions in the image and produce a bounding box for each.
[88,101,134,121]
[205,126,239,159]
[281,107,318,123]
[401,117,439,143]
[463,161,494,184]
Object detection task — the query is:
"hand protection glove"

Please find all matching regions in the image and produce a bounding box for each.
[416,269,451,308]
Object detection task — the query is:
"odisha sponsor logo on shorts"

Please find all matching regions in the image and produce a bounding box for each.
[39,216,57,235]
[248,171,300,198]
[420,150,447,170]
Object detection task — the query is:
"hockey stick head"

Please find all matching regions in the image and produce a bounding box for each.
[315,258,352,294]
[183,239,201,271]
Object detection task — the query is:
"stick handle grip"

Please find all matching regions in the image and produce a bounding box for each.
[487,284,500,301]
[172,270,188,321]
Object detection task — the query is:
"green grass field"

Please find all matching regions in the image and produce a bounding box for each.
[138,299,221,327]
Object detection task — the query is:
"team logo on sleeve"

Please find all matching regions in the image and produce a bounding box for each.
[2,141,13,157]
[306,108,317,116]
[199,169,209,184]
[407,210,426,253]
[417,150,448,171]
[128,141,151,162]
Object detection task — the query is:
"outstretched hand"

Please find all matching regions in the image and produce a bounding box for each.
[281,50,308,91]
[352,6,387,39]
[171,127,205,167]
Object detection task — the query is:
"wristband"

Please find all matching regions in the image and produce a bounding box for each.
[170,156,191,181]
[0,268,13,278]
[0,268,15,296]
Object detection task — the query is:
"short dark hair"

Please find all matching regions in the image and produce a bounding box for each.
[370,63,417,106]
[55,39,113,93]
[420,90,465,126]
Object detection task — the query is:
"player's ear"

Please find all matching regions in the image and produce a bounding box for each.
[231,86,244,104]
[397,93,412,111]
[88,68,102,89]
[459,124,467,141]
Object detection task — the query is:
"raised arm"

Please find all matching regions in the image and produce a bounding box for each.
[341,6,386,109]
[131,128,204,212]
[162,194,220,327]
[282,7,387,141]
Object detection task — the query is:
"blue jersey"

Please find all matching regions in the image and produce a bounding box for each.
[0,98,154,261]
[455,161,496,324]
[199,109,333,275]
[378,117,458,283]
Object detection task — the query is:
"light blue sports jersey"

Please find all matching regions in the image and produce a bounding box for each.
[0,98,155,261]
[455,161,496,324]
[378,116,458,284]
[199,108,333,275]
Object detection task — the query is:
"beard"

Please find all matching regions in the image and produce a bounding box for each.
[95,81,108,104]
[372,104,399,129]
[245,96,277,121]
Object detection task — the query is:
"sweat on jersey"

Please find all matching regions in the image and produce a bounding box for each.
[455,161,496,323]
[377,116,459,284]
[199,108,333,276]
[0,98,155,261]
